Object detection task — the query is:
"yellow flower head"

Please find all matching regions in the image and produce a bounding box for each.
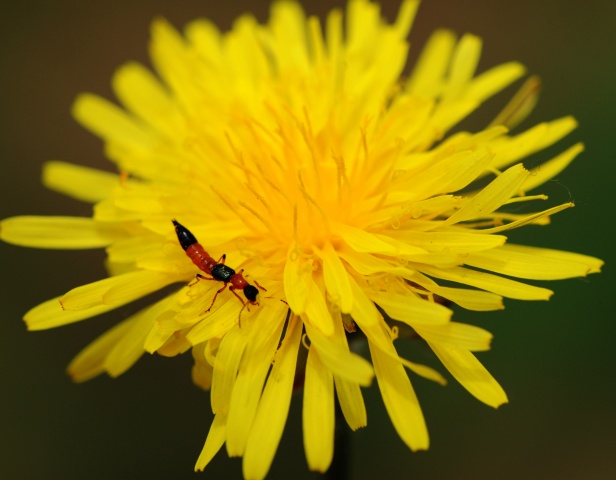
[0,1,603,478]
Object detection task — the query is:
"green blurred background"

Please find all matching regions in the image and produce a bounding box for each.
[1,1,613,478]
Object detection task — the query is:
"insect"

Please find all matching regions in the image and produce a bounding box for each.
[172,219,265,316]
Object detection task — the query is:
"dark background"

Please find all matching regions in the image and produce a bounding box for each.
[1,1,613,479]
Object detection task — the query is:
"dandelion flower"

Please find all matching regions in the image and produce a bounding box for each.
[1,1,603,478]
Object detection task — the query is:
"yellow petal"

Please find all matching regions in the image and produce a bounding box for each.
[429,285,504,311]
[386,229,506,253]
[480,202,573,234]
[42,161,119,203]
[503,244,603,273]
[303,276,335,336]
[72,93,153,149]
[348,275,380,328]
[112,62,182,135]
[491,116,578,171]
[60,270,178,310]
[334,222,426,255]
[225,302,288,457]
[489,75,540,129]
[0,216,124,249]
[523,143,584,192]
[304,320,374,387]
[418,265,553,300]
[395,148,494,201]
[195,413,226,472]
[24,297,117,331]
[303,347,335,473]
[334,375,367,431]
[283,243,312,314]
[104,296,175,377]
[465,243,601,280]
[393,0,420,38]
[67,316,135,382]
[185,298,240,345]
[191,343,214,391]
[369,290,452,325]
[406,29,456,97]
[356,315,447,386]
[329,306,368,431]
[442,34,482,103]
[466,61,526,103]
[243,315,302,480]
[414,322,493,352]
[144,310,177,353]
[211,326,248,415]
[430,344,508,408]
[446,163,530,225]
[315,242,353,313]
[368,336,429,451]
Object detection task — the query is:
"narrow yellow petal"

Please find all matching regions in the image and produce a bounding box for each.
[395,148,494,201]
[184,298,240,345]
[348,275,380,328]
[191,343,214,391]
[368,336,429,451]
[429,285,504,311]
[356,315,447,386]
[67,316,135,382]
[226,303,287,457]
[0,216,124,249]
[283,244,312,314]
[150,17,200,104]
[466,61,526,103]
[144,310,177,353]
[491,116,578,171]
[406,29,456,97]
[303,277,335,336]
[369,290,452,326]
[315,242,353,313]
[303,347,335,473]
[430,344,508,408]
[446,164,530,225]
[103,271,181,306]
[112,62,182,135]
[418,264,553,300]
[489,75,540,129]
[387,229,506,253]
[414,322,493,352]
[393,0,420,38]
[195,413,226,472]
[72,93,153,148]
[60,270,177,310]
[211,327,248,415]
[304,321,374,387]
[442,34,482,102]
[479,202,573,234]
[24,297,117,331]
[338,246,405,276]
[523,143,584,192]
[502,244,603,273]
[334,222,426,255]
[104,297,175,377]
[243,316,302,480]
[42,161,119,203]
[157,332,191,357]
[329,306,368,431]
[465,243,601,280]
[334,376,367,431]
